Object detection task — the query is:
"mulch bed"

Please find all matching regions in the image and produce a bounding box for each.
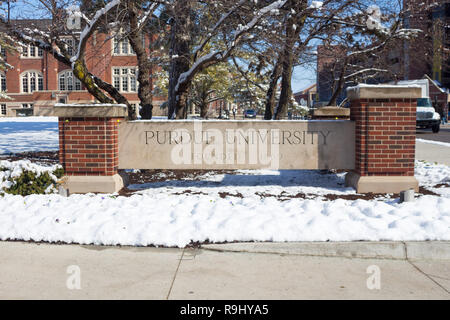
[125,169,236,185]
[0,151,59,166]
[119,169,444,200]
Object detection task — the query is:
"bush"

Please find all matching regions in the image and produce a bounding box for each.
[0,162,64,196]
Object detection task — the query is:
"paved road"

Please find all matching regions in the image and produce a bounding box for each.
[417,124,450,143]
[0,241,448,300]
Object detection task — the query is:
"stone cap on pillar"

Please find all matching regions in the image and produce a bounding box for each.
[313,106,350,119]
[53,103,128,118]
[347,84,422,100]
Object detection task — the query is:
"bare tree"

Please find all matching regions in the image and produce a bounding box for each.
[319,1,422,106]
[0,0,136,115]
[156,0,288,119]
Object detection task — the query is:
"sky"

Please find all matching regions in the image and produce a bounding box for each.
[4,0,317,94]
[292,66,316,93]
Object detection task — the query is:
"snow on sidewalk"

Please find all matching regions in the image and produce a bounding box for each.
[416,138,450,148]
[0,160,449,247]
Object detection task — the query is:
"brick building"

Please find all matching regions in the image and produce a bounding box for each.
[316,1,449,105]
[403,0,450,88]
[293,84,317,109]
[0,19,166,118]
[316,45,400,105]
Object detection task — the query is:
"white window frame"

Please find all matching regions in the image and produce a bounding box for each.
[0,45,6,57]
[61,37,78,57]
[113,36,134,56]
[21,45,44,58]
[0,104,6,116]
[112,67,138,93]
[21,71,44,93]
[0,72,6,92]
[58,70,82,91]
[112,32,145,56]
[22,103,34,109]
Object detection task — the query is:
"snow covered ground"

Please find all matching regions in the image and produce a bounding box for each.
[0,159,448,247]
[0,117,58,154]
[0,117,449,247]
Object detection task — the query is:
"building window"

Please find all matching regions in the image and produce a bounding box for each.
[58,70,82,91]
[63,38,78,57]
[0,72,6,92]
[113,32,146,55]
[0,104,6,115]
[21,45,43,58]
[112,67,137,92]
[0,45,6,57]
[21,71,44,93]
[113,36,136,55]
[22,103,33,109]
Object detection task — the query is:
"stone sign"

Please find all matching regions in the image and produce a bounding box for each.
[55,85,420,194]
[118,120,355,170]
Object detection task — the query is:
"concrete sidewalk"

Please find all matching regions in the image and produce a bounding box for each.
[0,241,448,299]
[416,140,450,166]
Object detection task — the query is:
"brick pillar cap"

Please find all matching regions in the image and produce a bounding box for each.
[347,84,422,100]
[54,103,127,118]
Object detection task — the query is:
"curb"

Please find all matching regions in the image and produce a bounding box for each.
[201,241,450,261]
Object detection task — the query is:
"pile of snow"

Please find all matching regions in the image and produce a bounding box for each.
[0,160,448,247]
[0,118,58,154]
[309,1,323,9]
[0,160,62,193]
[415,160,450,187]
[0,187,448,247]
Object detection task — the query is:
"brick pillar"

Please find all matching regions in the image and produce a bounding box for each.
[345,85,421,193]
[55,104,128,194]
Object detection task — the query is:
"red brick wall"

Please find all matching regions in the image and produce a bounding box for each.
[350,98,416,177]
[59,117,122,176]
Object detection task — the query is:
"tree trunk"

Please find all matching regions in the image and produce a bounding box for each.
[327,59,348,106]
[273,0,306,120]
[128,0,154,120]
[199,89,210,118]
[273,37,295,120]
[168,1,193,119]
[200,103,209,118]
[264,58,282,120]
[174,87,190,119]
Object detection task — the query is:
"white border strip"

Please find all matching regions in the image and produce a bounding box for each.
[416,138,450,148]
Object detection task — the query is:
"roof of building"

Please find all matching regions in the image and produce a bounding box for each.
[10,19,52,30]
[294,83,317,96]
[424,74,449,94]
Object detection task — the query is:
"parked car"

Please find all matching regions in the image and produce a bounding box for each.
[244,109,257,118]
[218,111,230,120]
[395,79,441,133]
[417,97,441,133]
